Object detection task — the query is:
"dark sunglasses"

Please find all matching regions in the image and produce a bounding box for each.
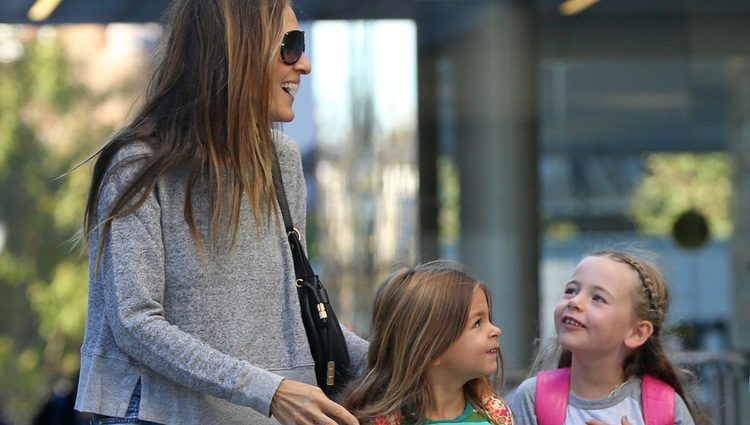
[280,30,305,65]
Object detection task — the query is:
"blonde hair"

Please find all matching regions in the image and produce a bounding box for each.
[343,260,504,424]
[531,249,708,424]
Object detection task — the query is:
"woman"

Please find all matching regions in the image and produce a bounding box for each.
[75,1,367,424]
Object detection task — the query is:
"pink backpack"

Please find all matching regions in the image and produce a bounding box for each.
[534,368,675,425]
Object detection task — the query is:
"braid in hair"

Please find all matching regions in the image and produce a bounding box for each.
[611,254,666,335]
[591,250,708,424]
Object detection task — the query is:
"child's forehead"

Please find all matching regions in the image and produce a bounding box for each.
[571,255,639,290]
[468,287,490,309]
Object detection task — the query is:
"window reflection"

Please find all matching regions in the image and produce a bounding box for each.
[308,20,418,333]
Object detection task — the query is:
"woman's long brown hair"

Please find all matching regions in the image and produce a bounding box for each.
[83,0,287,263]
[343,260,505,424]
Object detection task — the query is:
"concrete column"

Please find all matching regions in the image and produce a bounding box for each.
[417,44,441,262]
[729,60,750,355]
[446,2,539,371]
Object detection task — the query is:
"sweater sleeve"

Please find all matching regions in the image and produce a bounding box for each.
[96,160,283,417]
[342,327,369,378]
[510,377,538,425]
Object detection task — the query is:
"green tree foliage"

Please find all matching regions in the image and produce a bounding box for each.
[437,155,460,247]
[0,28,119,424]
[631,152,732,240]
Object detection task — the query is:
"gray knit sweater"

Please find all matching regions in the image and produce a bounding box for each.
[75,132,368,424]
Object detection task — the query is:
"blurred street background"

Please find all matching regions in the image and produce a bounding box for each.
[0,0,748,423]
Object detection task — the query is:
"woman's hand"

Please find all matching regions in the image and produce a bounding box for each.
[586,417,632,425]
[270,380,359,425]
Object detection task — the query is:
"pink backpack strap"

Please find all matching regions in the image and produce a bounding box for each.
[641,374,675,425]
[535,368,570,425]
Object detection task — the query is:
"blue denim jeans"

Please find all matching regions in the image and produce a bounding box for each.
[90,380,161,425]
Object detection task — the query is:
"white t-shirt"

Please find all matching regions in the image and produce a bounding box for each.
[510,376,695,425]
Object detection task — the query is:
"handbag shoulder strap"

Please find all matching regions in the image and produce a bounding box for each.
[271,145,295,234]
[535,368,570,425]
[270,145,316,283]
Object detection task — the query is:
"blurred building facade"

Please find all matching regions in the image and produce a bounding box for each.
[292,2,750,421]
[1,0,750,423]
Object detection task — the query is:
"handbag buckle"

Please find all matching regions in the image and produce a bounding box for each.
[317,303,328,319]
[326,361,335,386]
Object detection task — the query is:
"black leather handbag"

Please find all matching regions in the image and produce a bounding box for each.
[271,148,352,397]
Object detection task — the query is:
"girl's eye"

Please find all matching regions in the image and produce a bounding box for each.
[593,294,607,303]
[563,287,576,295]
[473,319,482,328]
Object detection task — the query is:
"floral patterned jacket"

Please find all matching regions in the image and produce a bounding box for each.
[370,395,514,425]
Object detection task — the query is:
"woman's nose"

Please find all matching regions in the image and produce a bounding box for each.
[294,52,311,75]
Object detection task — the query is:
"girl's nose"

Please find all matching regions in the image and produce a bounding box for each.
[567,296,583,311]
[490,323,502,338]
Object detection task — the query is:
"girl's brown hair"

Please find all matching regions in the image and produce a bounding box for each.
[83,0,287,261]
[343,260,505,424]
[531,249,707,424]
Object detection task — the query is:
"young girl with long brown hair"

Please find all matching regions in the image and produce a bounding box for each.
[75,1,367,424]
[344,260,514,424]
[511,250,703,425]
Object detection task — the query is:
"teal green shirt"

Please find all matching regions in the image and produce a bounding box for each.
[425,404,492,424]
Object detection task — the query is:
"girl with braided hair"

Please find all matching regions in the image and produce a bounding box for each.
[511,250,703,425]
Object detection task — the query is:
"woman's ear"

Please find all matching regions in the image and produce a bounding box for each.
[431,357,443,367]
[624,320,654,350]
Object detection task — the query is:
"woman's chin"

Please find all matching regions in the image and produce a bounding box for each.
[272,116,294,123]
[271,108,295,123]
